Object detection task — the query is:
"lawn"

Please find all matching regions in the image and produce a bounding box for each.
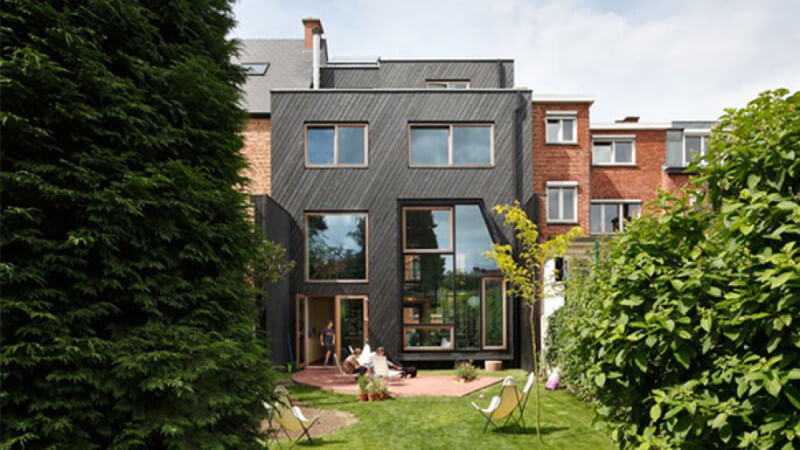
[279,369,613,449]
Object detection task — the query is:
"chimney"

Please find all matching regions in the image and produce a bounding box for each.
[302,18,323,89]
[616,116,640,123]
[302,18,323,50]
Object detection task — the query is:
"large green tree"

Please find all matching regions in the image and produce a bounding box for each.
[1,1,287,447]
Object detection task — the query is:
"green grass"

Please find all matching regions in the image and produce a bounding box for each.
[278,369,613,449]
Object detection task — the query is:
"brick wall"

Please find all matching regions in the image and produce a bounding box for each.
[532,102,592,239]
[240,118,271,196]
[590,129,666,209]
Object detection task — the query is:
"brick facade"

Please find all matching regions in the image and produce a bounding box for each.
[532,101,592,239]
[240,118,271,196]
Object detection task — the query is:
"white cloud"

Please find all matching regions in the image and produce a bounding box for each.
[232,0,800,121]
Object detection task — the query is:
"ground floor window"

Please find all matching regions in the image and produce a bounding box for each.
[401,204,507,351]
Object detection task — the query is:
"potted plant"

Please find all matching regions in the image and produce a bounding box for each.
[456,361,478,383]
[366,378,378,402]
[377,378,390,400]
[357,375,368,402]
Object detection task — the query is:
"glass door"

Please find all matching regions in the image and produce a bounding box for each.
[335,296,368,359]
[295,295,308,368]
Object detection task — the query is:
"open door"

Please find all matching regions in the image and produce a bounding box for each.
[335,295,369,359]
[295,294,308,368]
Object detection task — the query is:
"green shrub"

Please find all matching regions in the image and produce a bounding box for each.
[1,1,290,448]
[357,375,368,394]
[556,89,800,448]
[456,361,478,381]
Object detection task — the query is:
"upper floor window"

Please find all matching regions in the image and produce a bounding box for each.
[593,136,635,165]
[545,111,577,144]
[546,181,578,223]
[305,124,368,168]
[409,124,494,167]
[683,131,710,167]
[242,62,269,76]
[590,201,640,234]
[304,212,368,282]
[426,80,470,89]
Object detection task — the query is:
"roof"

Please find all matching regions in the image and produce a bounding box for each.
[233,39,312,114]
[591,122,671,130]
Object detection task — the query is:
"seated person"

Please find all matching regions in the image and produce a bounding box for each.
[375,346,402,371]
[343,348,368,375]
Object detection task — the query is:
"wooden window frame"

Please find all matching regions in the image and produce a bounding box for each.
[408,123,495,168]
[401,206,454,253]
[592,135,636,166]
[303,211,369,283]
[425,80,471,89]
[304,123,369,168]
[481,277,507,350]
[402,325,455,351]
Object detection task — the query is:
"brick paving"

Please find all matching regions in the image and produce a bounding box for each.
[292,367,502,397]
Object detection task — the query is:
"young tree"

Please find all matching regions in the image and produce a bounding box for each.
[486,202,582,437]
[1,1,290,447]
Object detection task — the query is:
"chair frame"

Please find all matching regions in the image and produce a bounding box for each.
[264,397,320,446]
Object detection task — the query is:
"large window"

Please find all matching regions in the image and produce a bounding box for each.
[545,112,577,144]
[590,201,640,234]
[593,137,635,165]
[402,205,506,351]
[426,80,470,89]
[305,213,368,281]
[305,124,368,167]
[409,124,494,167]
[546,182,578,223]
[682,132,710,167]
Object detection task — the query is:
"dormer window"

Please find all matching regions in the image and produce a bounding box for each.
[242,63,269,76]
[683,130,710,167]
[426,80,470,89]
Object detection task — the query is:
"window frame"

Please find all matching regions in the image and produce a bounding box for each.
[592,135,636,166]
[545,111,578,145]
[242,62,269,76]
[681,130,711,167]
[425,80,471,89]
[481,277,507,350]
[401,206,454,253]
[402,325,455,351]
[589,199,641,235]
[303,211,369,283]
[304,123,369,168]
[545,181,579,224]
[408,123,495,168]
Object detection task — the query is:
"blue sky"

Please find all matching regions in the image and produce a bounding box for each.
[231,0,799,122]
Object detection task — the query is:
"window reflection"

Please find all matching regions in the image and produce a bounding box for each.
[305,214,367,280]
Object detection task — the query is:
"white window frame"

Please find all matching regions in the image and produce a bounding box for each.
[408,123,495,168]
[589,199,641,234]
[304,123,369,168]
[425,80,470,89]
[546,181,578,224]
[681,129,711,167]
[592,135,636,166]
[545,111,578,145]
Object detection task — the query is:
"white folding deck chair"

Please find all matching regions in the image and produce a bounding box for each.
[263,400,321,446]
[513,372,535,427]
[372,355,403,382]
[471,376,522,433]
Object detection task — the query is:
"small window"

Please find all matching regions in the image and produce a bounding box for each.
[593,138,635,165]
[590,201,641,234]
[305,124,368,167]
[404,326,454,350]
[683,133,709,167]
[545,112,577,144]
[304,213,368,281]
[409,124,494,167]
[403,207,453,252]
[242,62,269,76]
[426,80,470,89]
[546,183,578,223]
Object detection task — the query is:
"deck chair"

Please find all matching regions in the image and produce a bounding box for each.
[513,372,535,427]
[373,355,403,382]
[262,398,320,445]
[333,353,359,382]
[471,376,521,433]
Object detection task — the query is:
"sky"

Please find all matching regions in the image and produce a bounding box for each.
[231,0,800,122]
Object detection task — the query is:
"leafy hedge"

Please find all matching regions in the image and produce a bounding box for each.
[1,1,287,448]
[548,90,800,448]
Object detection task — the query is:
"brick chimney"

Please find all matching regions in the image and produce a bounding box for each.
[302,18,323,50]
[616,116,640,123]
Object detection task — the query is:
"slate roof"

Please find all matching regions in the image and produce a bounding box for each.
[233,39,312,114]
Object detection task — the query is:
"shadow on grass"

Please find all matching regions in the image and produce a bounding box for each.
[492,425,569,436]
[295,438,348,446]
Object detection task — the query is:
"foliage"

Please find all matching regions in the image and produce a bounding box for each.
[549,89,800,448]
[456,361,479,381]
[486,201,582,438]
[357,375,368,395]
[1,1,291,448]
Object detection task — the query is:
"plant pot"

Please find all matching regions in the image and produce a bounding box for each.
[368,393,377,402]
[379,392,387,400]
[359,393,368,402]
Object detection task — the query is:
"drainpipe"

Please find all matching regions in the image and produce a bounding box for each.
[312,28,321,89]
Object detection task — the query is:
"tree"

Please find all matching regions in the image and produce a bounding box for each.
[1,1,290,447]
[486,202,582,437]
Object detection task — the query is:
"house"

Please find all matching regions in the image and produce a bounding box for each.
[234,18,715,368]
